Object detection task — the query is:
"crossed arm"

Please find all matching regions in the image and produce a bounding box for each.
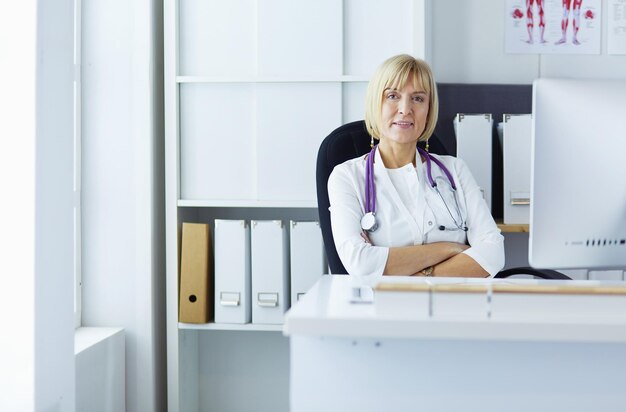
[361,230,489,277]
[383,241,489,278]
[329,158,503,279]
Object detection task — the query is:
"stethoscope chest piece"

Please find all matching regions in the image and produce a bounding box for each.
[361,144,467,234]
[360,212,378,232]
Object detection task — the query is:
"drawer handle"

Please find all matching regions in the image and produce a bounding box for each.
[220,292,240,307]
[258,293,278,307]
[511,198,530,206]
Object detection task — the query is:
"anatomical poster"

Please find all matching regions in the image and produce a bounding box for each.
[505,0,601,54]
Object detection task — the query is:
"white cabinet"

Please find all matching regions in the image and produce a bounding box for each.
[257,0,343,76]
[179,83,256,200]
[165,1,431,410]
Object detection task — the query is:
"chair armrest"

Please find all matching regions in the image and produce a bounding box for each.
[495,267,572,280]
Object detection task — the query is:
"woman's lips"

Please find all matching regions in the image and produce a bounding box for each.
[393,121,414,129]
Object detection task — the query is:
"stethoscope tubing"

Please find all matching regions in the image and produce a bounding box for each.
[363,144,466,232]
[418,146,457,190]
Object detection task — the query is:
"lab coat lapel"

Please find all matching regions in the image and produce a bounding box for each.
[374,148,422,238]
[416,151,436,238]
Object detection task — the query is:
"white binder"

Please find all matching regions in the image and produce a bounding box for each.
[503,114,532,224]
[214,219,251,324]
[454,113,493,211]
[290,221,326,304]
[251,220,289,324]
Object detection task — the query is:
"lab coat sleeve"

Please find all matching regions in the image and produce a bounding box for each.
[327,163,389,280]
[454,158,505,276]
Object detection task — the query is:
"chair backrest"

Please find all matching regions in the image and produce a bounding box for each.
[316,120,447,274]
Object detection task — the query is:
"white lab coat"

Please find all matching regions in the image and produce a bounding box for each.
[328,147,504,280]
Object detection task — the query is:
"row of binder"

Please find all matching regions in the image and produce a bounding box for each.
[454,113,531,224]
[179,220,326,325]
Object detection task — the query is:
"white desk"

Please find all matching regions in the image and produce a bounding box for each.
[284,275,626,412]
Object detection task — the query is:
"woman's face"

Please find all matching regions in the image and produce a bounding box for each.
[379,79,429,146]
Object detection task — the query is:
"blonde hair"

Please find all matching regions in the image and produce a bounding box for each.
[364,54,439,143]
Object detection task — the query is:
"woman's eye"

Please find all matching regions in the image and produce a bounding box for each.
[413,96,425,102]
[386,93,398,100]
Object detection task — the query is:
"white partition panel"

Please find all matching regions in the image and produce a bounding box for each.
[257,0,342,76]
[344,0,414,76]
[256,83,342,201]
[342,82,368,124]
[179,0,255,76]
[179,84,255,200]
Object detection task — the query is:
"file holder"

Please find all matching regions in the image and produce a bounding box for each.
[454,113,493,211]
[179,222,212,323]
[289,221,325,304]
[251,220,289,324]
[503,114,532,224]
[214,219,251,324]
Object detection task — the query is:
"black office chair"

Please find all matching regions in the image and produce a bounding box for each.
[316,120,570,280]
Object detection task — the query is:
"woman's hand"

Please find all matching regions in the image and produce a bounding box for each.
[360,230,372,245]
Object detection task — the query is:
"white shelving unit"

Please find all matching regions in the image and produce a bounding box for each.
[165,1,431,410]
[177,200,317,208]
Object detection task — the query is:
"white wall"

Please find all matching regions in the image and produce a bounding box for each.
[81,0,165,411]
[0,2,37,410]
[36,0,76,410]
[431,0,626,83]
[1,1,75,411]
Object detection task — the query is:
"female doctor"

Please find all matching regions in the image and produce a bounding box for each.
[328,54,504,279]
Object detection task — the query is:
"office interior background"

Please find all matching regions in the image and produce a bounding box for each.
[2,0,626,411]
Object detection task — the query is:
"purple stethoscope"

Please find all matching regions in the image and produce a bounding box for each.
[361,144,468,233]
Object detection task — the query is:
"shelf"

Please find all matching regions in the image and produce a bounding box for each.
[179,322,283,332]
[178,199,318,208]
[496,220,529,233]
[176,75,370,83]
[177,202,529,231]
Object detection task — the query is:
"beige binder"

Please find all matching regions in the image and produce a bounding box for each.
[179,222,212,323]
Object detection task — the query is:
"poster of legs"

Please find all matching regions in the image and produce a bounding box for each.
[506,0,601,54]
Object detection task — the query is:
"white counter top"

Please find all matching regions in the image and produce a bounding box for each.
[283,275,626,343]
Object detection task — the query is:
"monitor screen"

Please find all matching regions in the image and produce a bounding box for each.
[529,78,626,270]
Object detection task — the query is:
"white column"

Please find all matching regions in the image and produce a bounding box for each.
[0,1,75,411]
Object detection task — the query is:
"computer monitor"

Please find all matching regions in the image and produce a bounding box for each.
[529,78,626,270]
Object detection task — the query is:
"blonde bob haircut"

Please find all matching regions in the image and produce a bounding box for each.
[364,54,439,143]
